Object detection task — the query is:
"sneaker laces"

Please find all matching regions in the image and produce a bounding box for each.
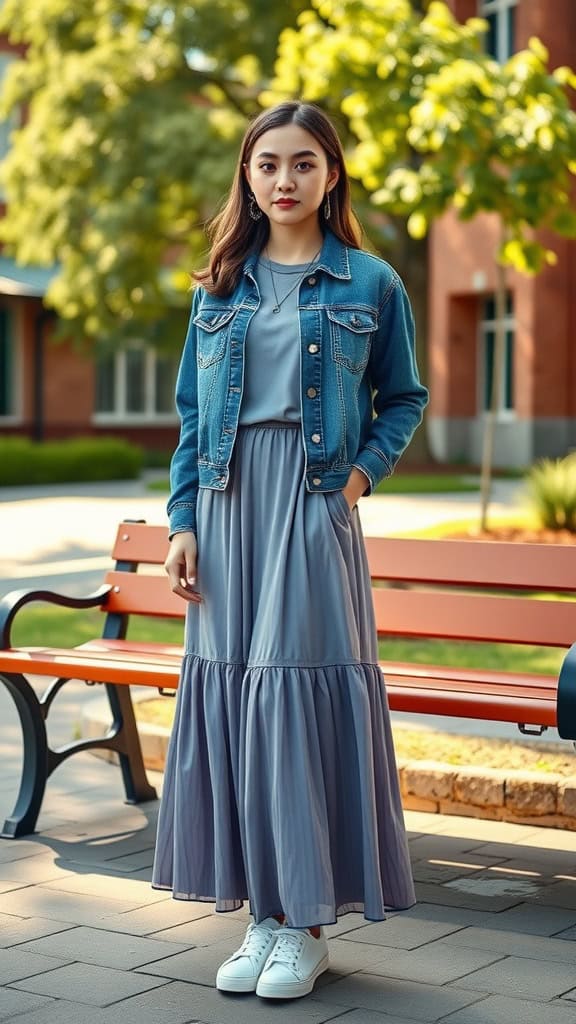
[236,922,275,961]
[267,929,306,969]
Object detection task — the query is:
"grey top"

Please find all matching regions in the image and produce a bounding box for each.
[239,256,313,424]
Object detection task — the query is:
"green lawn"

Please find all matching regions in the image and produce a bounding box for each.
[7,603,563,678]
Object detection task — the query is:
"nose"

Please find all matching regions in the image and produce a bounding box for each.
[276,166,295,191]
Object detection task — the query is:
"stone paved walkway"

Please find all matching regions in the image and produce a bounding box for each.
[1,679,576,1023]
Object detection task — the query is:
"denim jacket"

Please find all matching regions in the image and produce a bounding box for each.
[168,230,428,536]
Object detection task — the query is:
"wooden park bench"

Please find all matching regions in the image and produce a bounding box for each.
[0,520,575,839]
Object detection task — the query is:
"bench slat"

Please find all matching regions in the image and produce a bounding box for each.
[104,572,186,618]
[373,588,576,647]
[111,523,169,566]
[365,536,576,591]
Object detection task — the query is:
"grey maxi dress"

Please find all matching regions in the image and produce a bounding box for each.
[151,259,416,928]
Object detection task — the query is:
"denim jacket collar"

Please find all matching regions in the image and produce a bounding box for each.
[242,229,352,282]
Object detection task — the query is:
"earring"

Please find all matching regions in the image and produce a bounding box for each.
[323,191,331,220]
[249,193,262,221]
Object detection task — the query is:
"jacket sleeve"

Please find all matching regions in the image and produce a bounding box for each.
[167,288,202,537]
[353,272,429,493]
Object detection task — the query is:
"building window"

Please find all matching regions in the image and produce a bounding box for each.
[480,292,515,414]
[0,308,17,418]
[94,343,179,422]
[479,0,517,62]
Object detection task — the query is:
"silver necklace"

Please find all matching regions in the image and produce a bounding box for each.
[264,247,320,314]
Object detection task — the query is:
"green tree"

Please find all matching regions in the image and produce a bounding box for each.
[0,0,308,343]
[266,0,576,501]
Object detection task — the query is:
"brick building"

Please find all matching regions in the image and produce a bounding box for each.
[430,0,576,467]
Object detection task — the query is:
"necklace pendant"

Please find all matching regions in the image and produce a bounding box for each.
[272,305,281,314]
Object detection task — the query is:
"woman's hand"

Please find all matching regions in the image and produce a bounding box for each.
[164,531,202,603]
[342,467,370,511]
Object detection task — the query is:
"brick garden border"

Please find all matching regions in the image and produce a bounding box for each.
[81,697,576,832]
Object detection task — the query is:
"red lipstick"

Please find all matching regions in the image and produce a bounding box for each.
[274,199,298,207]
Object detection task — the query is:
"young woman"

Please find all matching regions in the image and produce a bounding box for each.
[152,101,428,1001]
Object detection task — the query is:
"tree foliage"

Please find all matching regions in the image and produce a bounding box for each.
[0,0,308,341]
[266,0,576,271]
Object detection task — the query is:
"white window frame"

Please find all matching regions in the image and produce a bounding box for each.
[479,0,518,63]
[0,304,22,424]
[93,341,179,424]
[478,293,516,421]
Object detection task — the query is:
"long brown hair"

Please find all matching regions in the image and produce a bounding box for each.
[195,102,362,296]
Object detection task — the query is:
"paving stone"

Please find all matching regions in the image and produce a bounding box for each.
[8,998,111,1024]
[41,870,168,904]
[481,903,576,936]
[18,925,192,970]
[134,937,249,985]
[439,993,576,1024]
[102,902,226,936]
[398,903,498,928]
[556,926,576,941]
[336,917,464,949]
[0,916,75,948]
[442,926,576,964]
[0,986,53,1021]
[10,961,169,1006]
[321,939,398,976]
[414,881,523,913]
[99,979,345,1024]
[356,941,504,986]
[452,955,576,1001]
[151,912,248,946]
[0,948,71,985]
[0,841,47,865]
[0,856,77,885]
[323,1012,426,1024]
[98,849,156,872]
[310,972,484,1021]
[407,835,484,860]
[431,817,541,842]
[0,886,146,925]
[527,882,576,911]
[325,913,367,938]
[469,843,576,873]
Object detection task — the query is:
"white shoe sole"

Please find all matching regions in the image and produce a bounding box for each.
[216,973,258,993]
[256,954,329,999]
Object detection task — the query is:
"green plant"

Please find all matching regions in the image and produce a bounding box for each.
[525,453,576,531]
[0,437,144,486]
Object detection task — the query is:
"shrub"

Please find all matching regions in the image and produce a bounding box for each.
[0,437,144,486]
[525,453,576,532]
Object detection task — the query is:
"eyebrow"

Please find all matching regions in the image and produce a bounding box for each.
[255,149,319,159]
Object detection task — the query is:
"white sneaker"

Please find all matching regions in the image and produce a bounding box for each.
[256,926,329,999]
[216,917,282,992]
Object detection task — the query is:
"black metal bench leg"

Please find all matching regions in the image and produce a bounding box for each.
[105,684,157,804]
[1,672,48,838]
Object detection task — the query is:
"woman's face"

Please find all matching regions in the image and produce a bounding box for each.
[244,123,339,230]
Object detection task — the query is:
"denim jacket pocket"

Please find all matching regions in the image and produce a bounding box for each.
[328,308,377,373]
[193,308,236,368]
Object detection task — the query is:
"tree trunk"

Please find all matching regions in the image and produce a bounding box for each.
[479,240,508,530]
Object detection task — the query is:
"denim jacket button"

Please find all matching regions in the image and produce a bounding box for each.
[312,476,322,486]
[307,276,317,286]
[306,387,317,399]
[311,433,321,444]
[308,343,319,354]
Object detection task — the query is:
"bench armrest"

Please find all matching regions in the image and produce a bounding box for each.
[557,642,576,741]
[0,585,111,649]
